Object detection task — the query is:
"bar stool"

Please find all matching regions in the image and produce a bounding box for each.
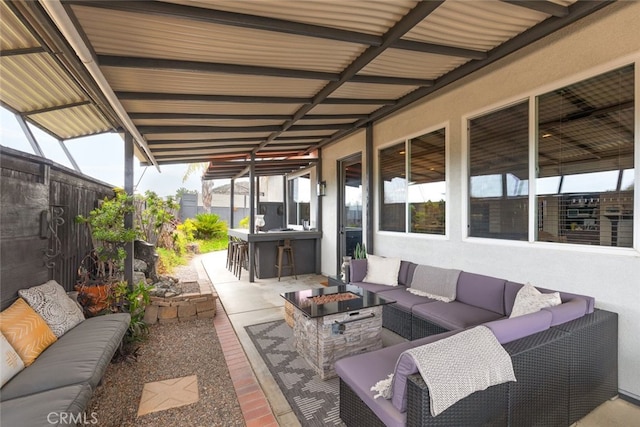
[226,236,236,271]
[275,239,297,281]
[235,242,249,280]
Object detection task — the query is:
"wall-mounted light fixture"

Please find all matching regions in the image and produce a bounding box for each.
[317,181,327,197]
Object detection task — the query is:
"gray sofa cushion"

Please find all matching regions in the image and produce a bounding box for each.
[376,287,437,311]
[1,383,93,427]
[412,301,504,331]
[456,272,506,315]
[0,313,129,401]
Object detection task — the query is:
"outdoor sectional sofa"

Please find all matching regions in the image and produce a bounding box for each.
[335,258,618,427]
[1,282,130,427]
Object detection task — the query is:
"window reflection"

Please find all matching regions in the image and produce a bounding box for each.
[536,65,634,247]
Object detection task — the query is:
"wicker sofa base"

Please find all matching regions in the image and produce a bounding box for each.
[411,315,450,340]
[382,304,413,339]
[340,312,618,427]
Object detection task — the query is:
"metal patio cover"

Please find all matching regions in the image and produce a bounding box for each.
[0,0,613,179]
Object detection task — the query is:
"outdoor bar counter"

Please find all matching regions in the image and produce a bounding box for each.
[228,228,322,282]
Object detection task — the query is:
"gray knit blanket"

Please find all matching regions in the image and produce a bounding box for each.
[407,265,461,302]
[371,326,516,417]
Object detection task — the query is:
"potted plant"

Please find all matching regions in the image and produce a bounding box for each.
[75,188,137,315]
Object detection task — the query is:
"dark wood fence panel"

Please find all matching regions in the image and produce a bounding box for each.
[1,146,113,309]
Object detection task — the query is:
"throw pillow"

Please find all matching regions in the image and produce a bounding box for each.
[362,254,401,286]
[1,332,25,387]
[19,280,85,337]
[510,284,561,318]
[0,298,57,366]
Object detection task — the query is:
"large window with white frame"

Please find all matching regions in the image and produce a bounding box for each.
[380,128,446,234]
[468,64,634,247]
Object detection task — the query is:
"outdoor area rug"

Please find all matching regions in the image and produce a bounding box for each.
[245,320,345,427]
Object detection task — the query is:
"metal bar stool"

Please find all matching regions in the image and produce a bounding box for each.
[235,241,249,280]
[275,239,297,281]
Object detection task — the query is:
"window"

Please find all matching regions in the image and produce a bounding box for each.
[469,101,529,240]
[287,174,310,226]
[380,129,446,234]
[536,65,634,247]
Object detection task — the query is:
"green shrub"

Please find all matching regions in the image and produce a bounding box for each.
[238,215,250,229]
[193,213,227,239]
[177,218,197,241]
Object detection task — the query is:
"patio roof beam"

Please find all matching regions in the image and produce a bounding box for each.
[115,91,394,105]
[24,100,92,116]
[130,113,369,121]
[99,55,434,87]
[145,135,325,145]
[137,123,354,134]
[69,1,484,60]
[0,47,46,56]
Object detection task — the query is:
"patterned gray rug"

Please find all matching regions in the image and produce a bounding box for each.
[245,320,345,427]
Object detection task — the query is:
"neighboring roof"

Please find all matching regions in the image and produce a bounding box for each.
[0,1,613,178]
[212,182,250,195]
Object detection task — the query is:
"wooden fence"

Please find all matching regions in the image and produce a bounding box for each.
[1,146,114,309]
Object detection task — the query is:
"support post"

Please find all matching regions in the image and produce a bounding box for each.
[124,133,134,290]
[15,114,45,157]
[229,178,235,228]
[248,153,256,282]
[58,139,82,172]
[366,124,374,254]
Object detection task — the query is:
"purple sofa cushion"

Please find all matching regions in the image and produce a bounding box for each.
[376,287,437,311]
[349,259,368,283]
[483,310,552,344]
[335,339,420,427]
[398,261,417,286]
[351,281,400,294]
[455,272,506,315]
[542,298,588,326]
[412,301,504,331]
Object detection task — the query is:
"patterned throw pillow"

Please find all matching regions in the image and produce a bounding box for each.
[510,284,561,318]
[1,332,25,387]
[0,298,57,366]
[19,280,85,337]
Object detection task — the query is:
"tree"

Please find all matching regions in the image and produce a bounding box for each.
[183,162,214,210]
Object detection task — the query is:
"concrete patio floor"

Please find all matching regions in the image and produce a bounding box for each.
[198,250,639,426]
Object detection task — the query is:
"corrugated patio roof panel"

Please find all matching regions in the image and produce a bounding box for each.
[131,118,286,128]
[0,54,88,114]
[72,5,366,74]
[167,0,418,36]
[329,81,418,101]
[146,131,272,141]
[402,0,572,51]
[29,105,113,140]
[0,2,40,50]
[359,48,470,80]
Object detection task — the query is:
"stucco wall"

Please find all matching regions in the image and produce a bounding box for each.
[321,2,640,399]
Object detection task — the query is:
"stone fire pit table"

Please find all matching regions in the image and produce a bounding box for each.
[281,285,395,379]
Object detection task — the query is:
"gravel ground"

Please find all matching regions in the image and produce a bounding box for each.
[86,261,245,426]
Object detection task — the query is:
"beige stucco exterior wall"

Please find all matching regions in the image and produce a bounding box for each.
[322,2,640,399]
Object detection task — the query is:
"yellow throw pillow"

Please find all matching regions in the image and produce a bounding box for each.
[0,298,57,366]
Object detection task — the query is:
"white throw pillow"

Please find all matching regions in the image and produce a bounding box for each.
[362,255,402,286]
[1,332,25,387]
[510,284,561,318]
[19,280,85,337]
